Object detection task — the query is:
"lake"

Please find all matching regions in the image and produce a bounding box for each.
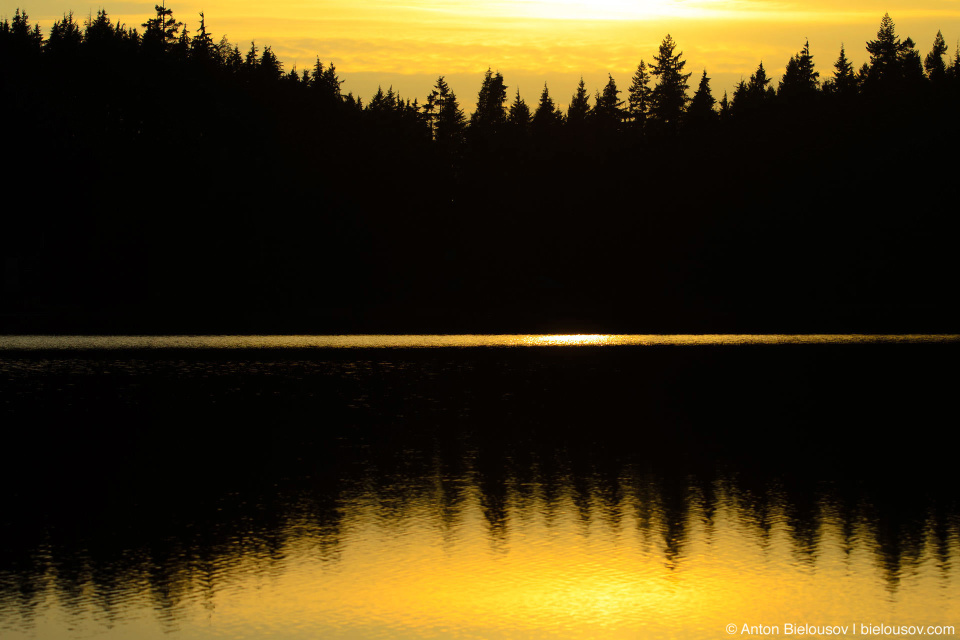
[1,335,958,640]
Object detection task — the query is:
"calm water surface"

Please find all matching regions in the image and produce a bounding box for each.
[1,336,958,639]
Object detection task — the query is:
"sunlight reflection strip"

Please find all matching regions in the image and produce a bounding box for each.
[1,335,960,350]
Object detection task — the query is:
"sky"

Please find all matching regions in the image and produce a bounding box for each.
[4,1,959,111]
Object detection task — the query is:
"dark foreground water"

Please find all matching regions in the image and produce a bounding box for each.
[1,336,958,640]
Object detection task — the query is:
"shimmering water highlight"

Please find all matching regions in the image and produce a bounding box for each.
[1,333,958,350]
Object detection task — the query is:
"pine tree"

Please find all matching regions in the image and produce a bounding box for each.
[627,60,653,131]
[778,39,819,98]
[224,44,243,74]
[747,61,775,106]
[649,35,691,131]
[368,86,388,113]
[718,90,730,122]
[866,13,900,81]
[259,46,283,82]
[141,3,182,55]
[311,58,326,91]
[470,68,508,136]
[312,61,343,102]
[730,78,748,114]
[82,9,127,60]
[924,30,948,84]
[9,9,43,56]
[686,69,717,128]
[532,82,564,133]
[865,13,920,87]
[507,88,531,135]
[47,12,82,59]
[592,74,625,131]
[245,41,259,69]
[191,12,215,62]
[826,45,857,96]
[900,38,925,85]
[567,77,591,126]
[948,46,960,85]
[425,76,466,146]
[171,23,190,62]
[730,63,774,117]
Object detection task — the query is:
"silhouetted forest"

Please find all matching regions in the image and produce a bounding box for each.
[2,6,959,332]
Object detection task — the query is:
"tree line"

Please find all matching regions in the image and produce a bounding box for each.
[3,7,958,144]
[2,5,958,333]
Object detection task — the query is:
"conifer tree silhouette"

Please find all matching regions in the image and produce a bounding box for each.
[686,70,717,128]
[592,74,625,134]
[649,35,691,132]
[508,88,531,131]
[865,14,922,89]
[190,12,214,63]
[141,3,181,55]
[470,68,508,137]
[824,45,857,96]
[47,12,81,59]
[779,40,819,99]
[628,60,653,132]
[567,77,591,126]
[532,82,563,133]
[924,31,948,84]
[425,76,465,147]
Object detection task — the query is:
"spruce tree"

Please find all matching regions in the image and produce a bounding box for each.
[948,46,960,85]
[826,45,857,96]
[470,68,508,136]
[191,12,214,62]
[425,76,466,147]
[718,90,730,122]
[745,62,775,108]
[592,74,625,131]
[567,77,591,126]
[686,70,717,128]
[141,3,182,55]
[244,41,259,71]
[83,9,116,49]
[313,61,343,102]
[259,46,283,82]
[532,82,563,133]
[865,13,920,87]
[730,64,774,117]
[508,88,531,131]
[866,13,901,81]
[9,9,43,56]
[649,35,691,131]
[627,60,653,131]
[778,40,819,98]
[47,12,82,59]
[924,30,948,84]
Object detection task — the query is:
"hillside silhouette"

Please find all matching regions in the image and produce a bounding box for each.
[2,6,958,333]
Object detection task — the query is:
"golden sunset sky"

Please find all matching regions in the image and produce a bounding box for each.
[5,1,959,110]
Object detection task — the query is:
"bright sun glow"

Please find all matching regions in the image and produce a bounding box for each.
[509,0,678,20]
[412,0,719,21]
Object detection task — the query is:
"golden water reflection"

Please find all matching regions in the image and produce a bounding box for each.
[2,334,959,350]
[5,471,957,640]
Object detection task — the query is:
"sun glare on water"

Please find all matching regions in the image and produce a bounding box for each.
[526,334,614,345]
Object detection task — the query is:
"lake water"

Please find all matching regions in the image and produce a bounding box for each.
[1,336,958,640]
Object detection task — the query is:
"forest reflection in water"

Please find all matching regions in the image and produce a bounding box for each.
[0,339,958,639]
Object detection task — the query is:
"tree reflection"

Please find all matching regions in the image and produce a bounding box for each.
[1,346,959,628]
